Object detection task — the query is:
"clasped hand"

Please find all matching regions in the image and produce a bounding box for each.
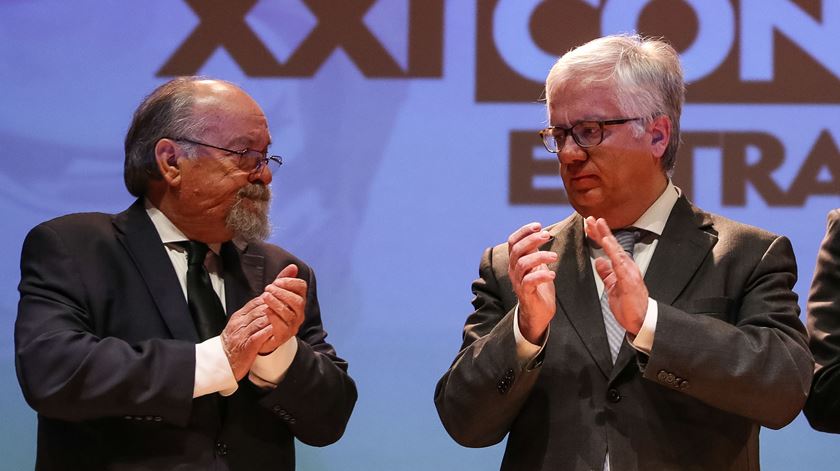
[220,264,307,380]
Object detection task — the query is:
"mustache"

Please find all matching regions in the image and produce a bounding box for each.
[237,183,271,201]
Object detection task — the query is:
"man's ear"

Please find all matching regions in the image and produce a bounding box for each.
[154,138,182,187]
[649,115,671,159]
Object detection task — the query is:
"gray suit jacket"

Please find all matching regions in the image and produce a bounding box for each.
[435,196,812,471]
[804,209,840,431]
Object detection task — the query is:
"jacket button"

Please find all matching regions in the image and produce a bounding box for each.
[657,370,668,382]
[607,388,621,403]
[216,441,228,456]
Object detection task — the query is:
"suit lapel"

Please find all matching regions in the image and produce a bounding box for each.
[220,241,264,316]
[610,197,717,377]
[549,214,614,379]
[643,197,717,305]
[112,199,198,342]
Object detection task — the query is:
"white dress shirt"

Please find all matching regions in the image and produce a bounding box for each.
[145,201,297,398]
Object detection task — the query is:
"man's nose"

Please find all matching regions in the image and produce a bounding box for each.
[249,166,272,185]
[556,135,588,165]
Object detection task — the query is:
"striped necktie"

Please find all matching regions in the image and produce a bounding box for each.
[600,229,640,363]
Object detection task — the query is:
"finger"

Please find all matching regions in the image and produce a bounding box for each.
[509,230,553,263]
[594,257,614,282]
[598,235,644,290]
[240,311,270,332]
[507,222,543,252]
[271,277,307,297]
[514,251,559,277]
[262,288,305,333]
[583,216,609,244]
[224,304,267,336]
[223,311,269,345]
[583,216,606,242]
[261,291,292,320]
[584,216,598,240]
[520,269,556,291]
[609,249,644,286]
[265,285,304,311]
[276,264,299,280]
[241,323,274,358]
[594,218,614,241]
[262,296,296,329]
[230,295,266,319]
[599,230,631,268]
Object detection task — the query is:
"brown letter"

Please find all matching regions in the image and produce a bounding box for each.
[787,130,840,205]
[509,131,568,205]
[722,132,788,206]
[157,0,281,77]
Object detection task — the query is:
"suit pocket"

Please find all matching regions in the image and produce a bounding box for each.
[680,297,734,323]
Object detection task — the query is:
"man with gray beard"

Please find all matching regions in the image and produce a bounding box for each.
[15,77,356,470]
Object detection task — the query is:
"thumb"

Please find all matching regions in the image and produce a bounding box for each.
[276,263,299,280]
[594,257,613,281]
[275,263,298,279]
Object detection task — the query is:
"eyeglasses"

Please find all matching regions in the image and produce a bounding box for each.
[537,118,643,153]
[167,137,283,174]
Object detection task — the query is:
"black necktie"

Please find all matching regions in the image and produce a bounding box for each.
[178,241,227,341]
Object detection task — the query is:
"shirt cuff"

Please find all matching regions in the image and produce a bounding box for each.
[194,336,238,398]
[248,337,298,389]
[513,304,548,367]
[629,298,657,354]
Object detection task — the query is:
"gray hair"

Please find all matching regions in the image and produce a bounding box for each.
[123,76,209,197]
[545,34,685,174]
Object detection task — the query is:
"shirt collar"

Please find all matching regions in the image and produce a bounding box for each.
[580,180,680,240]
[144,199,222,255]
[629,180,680,237]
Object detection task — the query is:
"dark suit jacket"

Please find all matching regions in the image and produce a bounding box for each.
[15,199,357,470]
[434,196,812,471]
[804,209,840,431]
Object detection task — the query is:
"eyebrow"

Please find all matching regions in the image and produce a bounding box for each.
[227,136,271,151]
[550,116,609,127]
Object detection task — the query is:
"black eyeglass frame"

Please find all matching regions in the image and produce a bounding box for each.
[164,137,283,173]
[537,117,644,153]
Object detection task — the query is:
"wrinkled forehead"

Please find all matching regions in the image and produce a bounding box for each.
[546,80,625,124]
[191,82,270,146]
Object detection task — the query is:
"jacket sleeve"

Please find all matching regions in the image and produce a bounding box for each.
[804,209,840,432]
[15,222,196,426]
[643,234,813,429]
[256,266,357,446]
[434,246,542,447]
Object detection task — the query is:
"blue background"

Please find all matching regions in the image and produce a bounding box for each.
[1,1,839,469]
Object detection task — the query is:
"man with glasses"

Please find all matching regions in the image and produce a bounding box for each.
[435,34,811,470]
[15,77,356,470]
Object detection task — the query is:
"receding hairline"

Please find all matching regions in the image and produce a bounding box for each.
[188,80,261,113]
[185,80,268,140]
